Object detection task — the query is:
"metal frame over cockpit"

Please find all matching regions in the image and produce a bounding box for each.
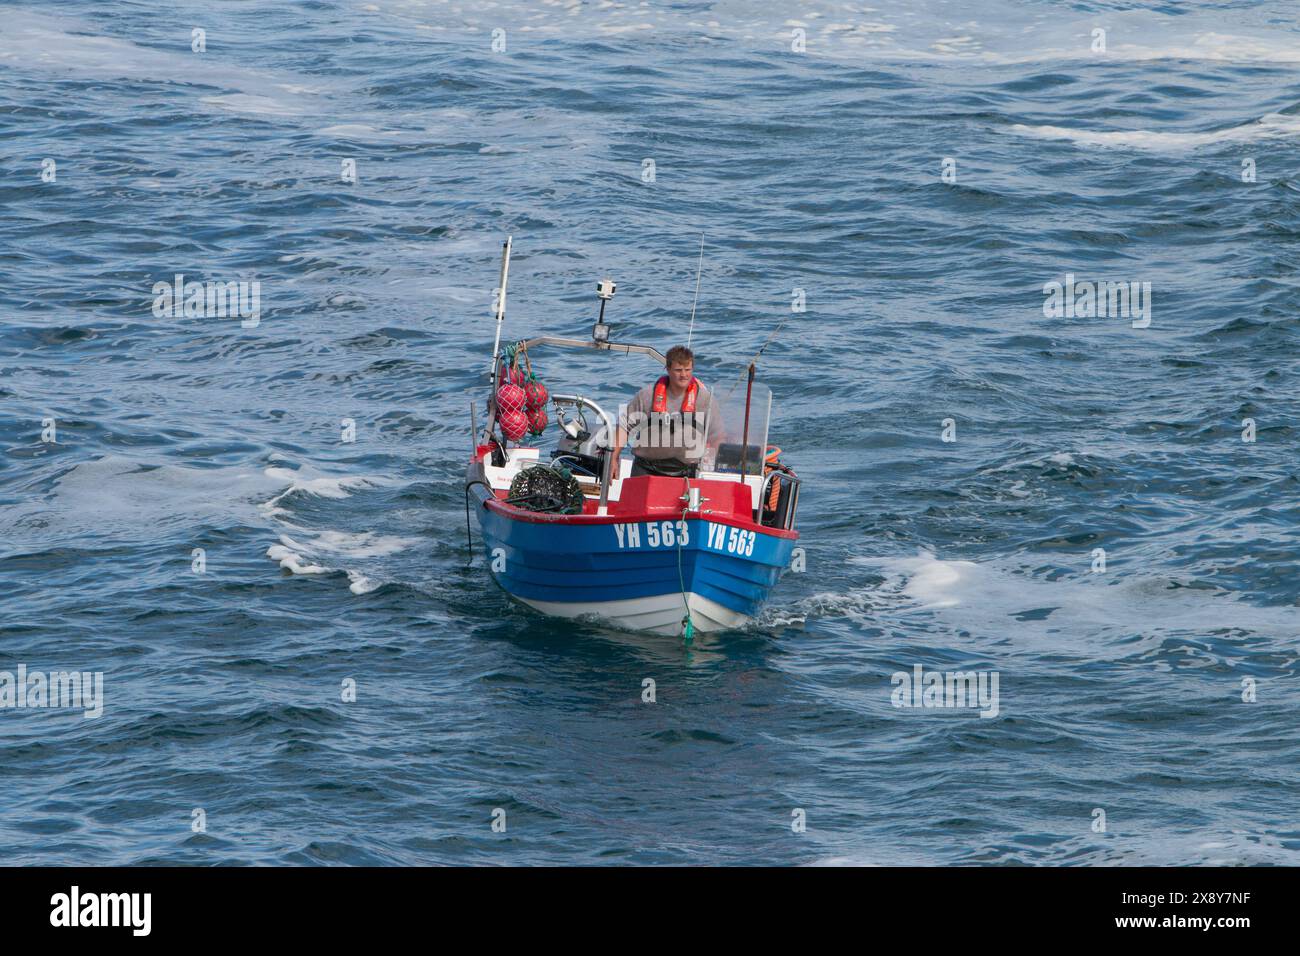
[512,336,665,367]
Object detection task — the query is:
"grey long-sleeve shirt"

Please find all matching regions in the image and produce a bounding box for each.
[623,380,716,462]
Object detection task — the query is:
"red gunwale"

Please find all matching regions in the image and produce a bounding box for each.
[479,495,800,539]
[471,450,799,540]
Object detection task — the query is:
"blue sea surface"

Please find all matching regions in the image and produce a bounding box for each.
[1,0,1298,865]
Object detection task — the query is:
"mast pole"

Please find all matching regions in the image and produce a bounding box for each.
[488,235,513,385]
[484,236,512,445]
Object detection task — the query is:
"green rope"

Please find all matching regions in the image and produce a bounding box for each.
[676,476,694,646]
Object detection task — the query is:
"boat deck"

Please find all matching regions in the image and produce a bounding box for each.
[476,444,773,525]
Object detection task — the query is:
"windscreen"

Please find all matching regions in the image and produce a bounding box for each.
[700,379,770,474]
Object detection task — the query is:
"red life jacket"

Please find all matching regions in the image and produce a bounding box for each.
[651,376,698,413]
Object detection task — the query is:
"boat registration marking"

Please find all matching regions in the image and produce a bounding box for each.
[705,522,756,557]
[613,521,690,549]
[610,521,756,555]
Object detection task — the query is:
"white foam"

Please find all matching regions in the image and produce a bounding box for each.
[309,530,419,558]
[892,553,980,609]
[846,550,1297,660]
[317,123,406,140]
[266,543,329,575]
[200,94,304,118]
[261,467,391,505]
[1079,827,1300,867]
[351,0,1300,67]
[1009,113,1300,152]
[957,34,1300,66]
[425,285,489,304]
[264,524,402,593]
[0,455,288,549]
[258,464,408,594]
[984,451,1081,475]
[1005,479,1031,499]
[347,570,382,594]
[0,11,324,115]
[1090,31,1300,65]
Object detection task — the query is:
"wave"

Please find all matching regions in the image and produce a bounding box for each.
[266,536,386,594]
[259,466,414,594]
[260,466,396,516]
[0,455,286,550]
[354,0,1300,66]
[0,10,327,115]
[817,550,1300,665]
[1008,113,1300,152]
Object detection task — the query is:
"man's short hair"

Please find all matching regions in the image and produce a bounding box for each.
[665,345,694,368]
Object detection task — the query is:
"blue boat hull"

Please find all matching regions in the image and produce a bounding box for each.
[472,490,797,635]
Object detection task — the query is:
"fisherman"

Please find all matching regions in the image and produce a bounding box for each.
[610,345,717,479]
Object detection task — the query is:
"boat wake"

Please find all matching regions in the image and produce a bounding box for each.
[259,463,414,595]
[844,550,1299,664]
[758,548,1298,669]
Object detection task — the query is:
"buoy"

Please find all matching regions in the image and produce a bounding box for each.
[497,380,527,416]
[527,404,548,435]
[525,379,548,410]
[499,407,529,442]
[498,362,525,388]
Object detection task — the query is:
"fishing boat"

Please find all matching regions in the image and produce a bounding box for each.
[464,237,802,639]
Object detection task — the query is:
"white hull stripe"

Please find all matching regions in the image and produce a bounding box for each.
[514,591,751,636]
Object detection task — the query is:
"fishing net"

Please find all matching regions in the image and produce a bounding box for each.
[506,464,585,514]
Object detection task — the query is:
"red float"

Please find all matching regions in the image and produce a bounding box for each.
[527,404,548,434]
[498,407,529,442]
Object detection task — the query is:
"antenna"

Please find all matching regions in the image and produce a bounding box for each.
[488,235,512,385]
[718,313,791,406]
[686,233,704,349]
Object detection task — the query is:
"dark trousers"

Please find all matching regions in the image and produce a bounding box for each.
[631,456,698,478]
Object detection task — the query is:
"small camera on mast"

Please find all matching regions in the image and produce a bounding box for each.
[593,277,616,342]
